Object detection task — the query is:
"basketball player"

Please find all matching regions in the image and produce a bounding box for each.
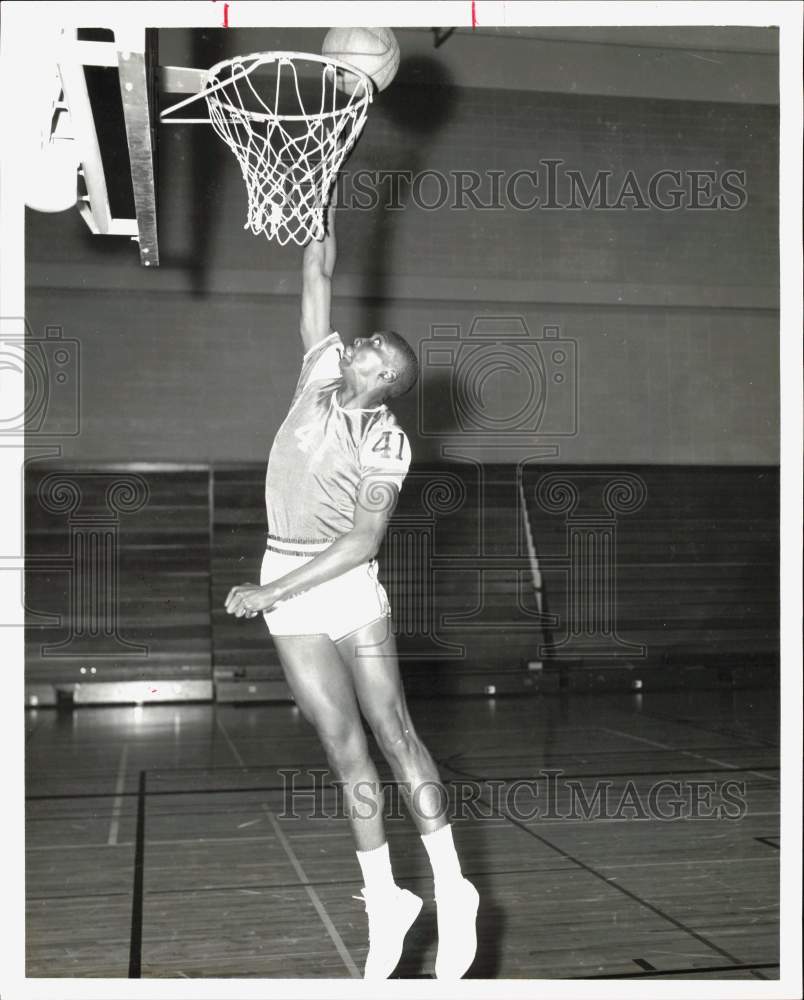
[225,205,479,980]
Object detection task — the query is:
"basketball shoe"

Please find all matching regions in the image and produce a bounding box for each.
[354,885,423,979]
[433,877,480,979]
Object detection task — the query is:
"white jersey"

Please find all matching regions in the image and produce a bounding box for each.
[264,332,412,541]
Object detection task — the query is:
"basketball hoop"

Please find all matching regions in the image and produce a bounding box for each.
[162,52,373,246]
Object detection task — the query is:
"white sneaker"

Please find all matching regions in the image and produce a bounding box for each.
[354,885,423,980]
[434,877,480,979]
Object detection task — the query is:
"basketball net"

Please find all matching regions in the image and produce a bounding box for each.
[201,53,372,246]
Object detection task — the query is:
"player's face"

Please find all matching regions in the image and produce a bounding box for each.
[340,334,394,380]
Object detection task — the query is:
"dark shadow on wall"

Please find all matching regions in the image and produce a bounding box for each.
[359,56,459,336]
[412,366,462,444]
[184,30,228,296]
[157,33,224,290]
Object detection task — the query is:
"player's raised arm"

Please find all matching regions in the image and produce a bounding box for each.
[299,203,336,354]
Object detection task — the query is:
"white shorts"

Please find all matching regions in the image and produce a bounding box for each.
[259,535,391,641]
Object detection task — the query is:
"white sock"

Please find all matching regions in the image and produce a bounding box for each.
[356,841,396,894]
[421,824,463,892]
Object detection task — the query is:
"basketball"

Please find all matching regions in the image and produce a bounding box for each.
[322,27,400,96]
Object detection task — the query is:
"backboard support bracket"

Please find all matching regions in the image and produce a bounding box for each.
[118,40,158,266]
[57,27,158,266]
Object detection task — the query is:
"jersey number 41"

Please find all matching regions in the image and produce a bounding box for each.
[371,431,406,462]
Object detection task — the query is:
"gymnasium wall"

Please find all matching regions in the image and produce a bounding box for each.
[24,38,779,465]
[22,291,777,465]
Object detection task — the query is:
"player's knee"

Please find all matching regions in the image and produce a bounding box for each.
[372,710,417,761]
[319,723,368,774]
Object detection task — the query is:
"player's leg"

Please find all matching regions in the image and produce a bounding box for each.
[271,631,422,978]
[336,619,445,832]
[336,618,480,979]
[272,632,384,850]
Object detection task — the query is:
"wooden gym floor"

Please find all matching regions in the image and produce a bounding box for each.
[25,687,779,980]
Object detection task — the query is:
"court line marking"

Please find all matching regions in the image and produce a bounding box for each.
[215,715,249,769]
[216,715,360,979]
[260,804,361,979]
[23,761,779,803]
[25,814,784,851]
[440,758,754,969]
[419,765,780,782]
[446,739,779,760]
[27,864,582,904]
[627,707,780,751]
[107,743,129,845]
[599,726,779,782]
[128,770,146,979]
[26,792,779,824]
[574,960,779,980]
[754,835,780,850]
[593,856,779,871]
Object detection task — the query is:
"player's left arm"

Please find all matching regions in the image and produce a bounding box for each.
[224,478,398,617]
[299,204,336,354]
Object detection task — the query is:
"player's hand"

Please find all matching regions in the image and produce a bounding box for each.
[224,583,281,618]
[307,201,335,246]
